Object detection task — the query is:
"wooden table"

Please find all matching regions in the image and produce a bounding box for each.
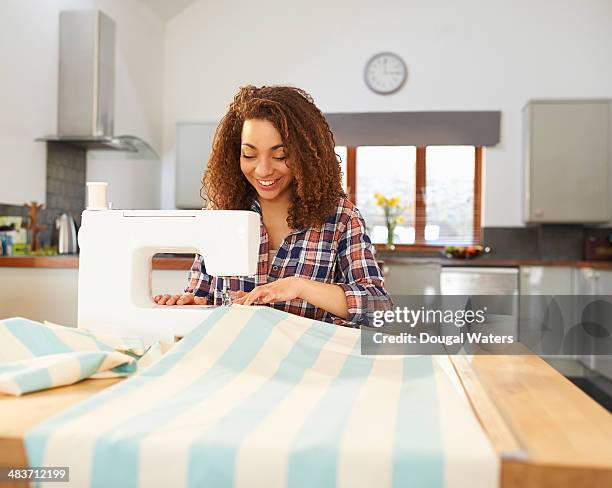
[449,353,612,487]
[1,354,611,487]
[0,378,121,488]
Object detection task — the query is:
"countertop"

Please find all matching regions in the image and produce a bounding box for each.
[0,255,194,270]
[2,255,612,270]
[440,258,612,269]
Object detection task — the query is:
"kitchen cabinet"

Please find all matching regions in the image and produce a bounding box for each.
[0,267,79,326]
[574,267,601,295]
[574,268,612,380]
[519,265,575,295]
[0,266,188,327]
[523,99,611,223]
[519,266,576,359]
[382,259,441,295]
[175,122,218,209]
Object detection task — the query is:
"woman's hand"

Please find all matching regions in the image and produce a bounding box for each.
[233,277,306,306]
[153,293,207,306]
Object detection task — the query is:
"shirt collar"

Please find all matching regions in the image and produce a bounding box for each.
[249,198,306,234]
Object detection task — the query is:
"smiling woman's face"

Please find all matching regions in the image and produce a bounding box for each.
[240,119,294,203]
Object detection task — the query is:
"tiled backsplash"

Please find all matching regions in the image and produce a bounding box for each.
[45,143,86,228]
[377,225,612,261]
[0,143,85,248]
[481,225,587,261]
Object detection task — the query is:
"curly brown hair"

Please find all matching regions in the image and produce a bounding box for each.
[201,85,346,230]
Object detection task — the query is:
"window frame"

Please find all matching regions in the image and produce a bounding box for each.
[345,145,483,251]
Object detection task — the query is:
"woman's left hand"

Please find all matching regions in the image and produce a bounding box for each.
[234,276,306,306]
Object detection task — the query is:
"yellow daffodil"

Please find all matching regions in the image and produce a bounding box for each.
[374,192,387,206]
[373,192,409,246]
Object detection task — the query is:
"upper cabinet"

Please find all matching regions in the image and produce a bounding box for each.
[523,99,611,223]
[175,122,218,209]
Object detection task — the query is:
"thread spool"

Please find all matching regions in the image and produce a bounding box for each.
[86,182,108,210]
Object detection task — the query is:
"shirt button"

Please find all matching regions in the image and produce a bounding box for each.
[272,265,279,271]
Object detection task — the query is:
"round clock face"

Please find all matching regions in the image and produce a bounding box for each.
[364,52,407,94]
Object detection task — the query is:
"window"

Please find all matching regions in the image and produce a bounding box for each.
[339,145,482,247]
[356,146,415,244]
[424,146,477,244]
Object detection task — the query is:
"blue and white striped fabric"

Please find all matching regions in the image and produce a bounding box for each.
[0,317,146,396]
[25,305,498,488]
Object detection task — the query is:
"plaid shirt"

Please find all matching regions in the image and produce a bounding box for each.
[184,197,391,327]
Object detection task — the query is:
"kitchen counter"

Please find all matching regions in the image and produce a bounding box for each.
[3,255,612,270]
[440,258,612,269]
[375,256,612,269]
[0,255,193,270]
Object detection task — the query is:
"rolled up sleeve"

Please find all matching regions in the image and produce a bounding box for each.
[333,208,393,327]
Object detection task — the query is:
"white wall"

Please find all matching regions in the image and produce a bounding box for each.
[86,0,165,209]
[0,0,164,209]
[161,0,612,226]
[3,1,611,221]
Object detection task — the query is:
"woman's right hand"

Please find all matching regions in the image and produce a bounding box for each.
[153,293,207,306]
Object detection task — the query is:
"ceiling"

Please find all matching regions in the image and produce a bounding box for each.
[139,0,197,22]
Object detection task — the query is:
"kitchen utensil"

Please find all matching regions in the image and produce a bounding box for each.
[55,213,78,254]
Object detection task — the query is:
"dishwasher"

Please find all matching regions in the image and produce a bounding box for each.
[440,266,519,342]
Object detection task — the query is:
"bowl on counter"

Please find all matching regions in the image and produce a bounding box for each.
[442,245,491,259]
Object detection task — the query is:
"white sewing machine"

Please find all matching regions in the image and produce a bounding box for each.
[77,208,260,344]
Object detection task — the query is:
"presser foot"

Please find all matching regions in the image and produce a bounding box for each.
[221,279,232,307]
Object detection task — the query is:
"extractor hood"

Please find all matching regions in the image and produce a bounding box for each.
[37,10,158,159]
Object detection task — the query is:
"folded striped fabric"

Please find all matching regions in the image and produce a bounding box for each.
[0,317,156,396]
[25,305,498,488]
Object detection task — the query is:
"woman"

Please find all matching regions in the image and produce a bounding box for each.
[154,85,391,327]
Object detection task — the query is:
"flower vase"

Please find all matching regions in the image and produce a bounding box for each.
[386,224,396,250]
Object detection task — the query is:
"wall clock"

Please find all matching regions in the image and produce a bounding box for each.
[364,52,408,95]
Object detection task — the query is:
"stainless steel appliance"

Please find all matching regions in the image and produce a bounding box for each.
[36,10,157,158]
[441,266,519,339]
[54,214,78,254]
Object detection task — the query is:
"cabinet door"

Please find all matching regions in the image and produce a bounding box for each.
[0,267,78,326]
[592,270,612,380]
[383,261,441,295]
[524,100,610,223]
[574,267,599,295]
[175,122,218,209]
[519,266,576,358]
[595,269,612,294]
[520,266,575,294]
[574,268,612,378]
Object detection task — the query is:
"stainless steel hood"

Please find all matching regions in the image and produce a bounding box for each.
[37,10,158,159]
